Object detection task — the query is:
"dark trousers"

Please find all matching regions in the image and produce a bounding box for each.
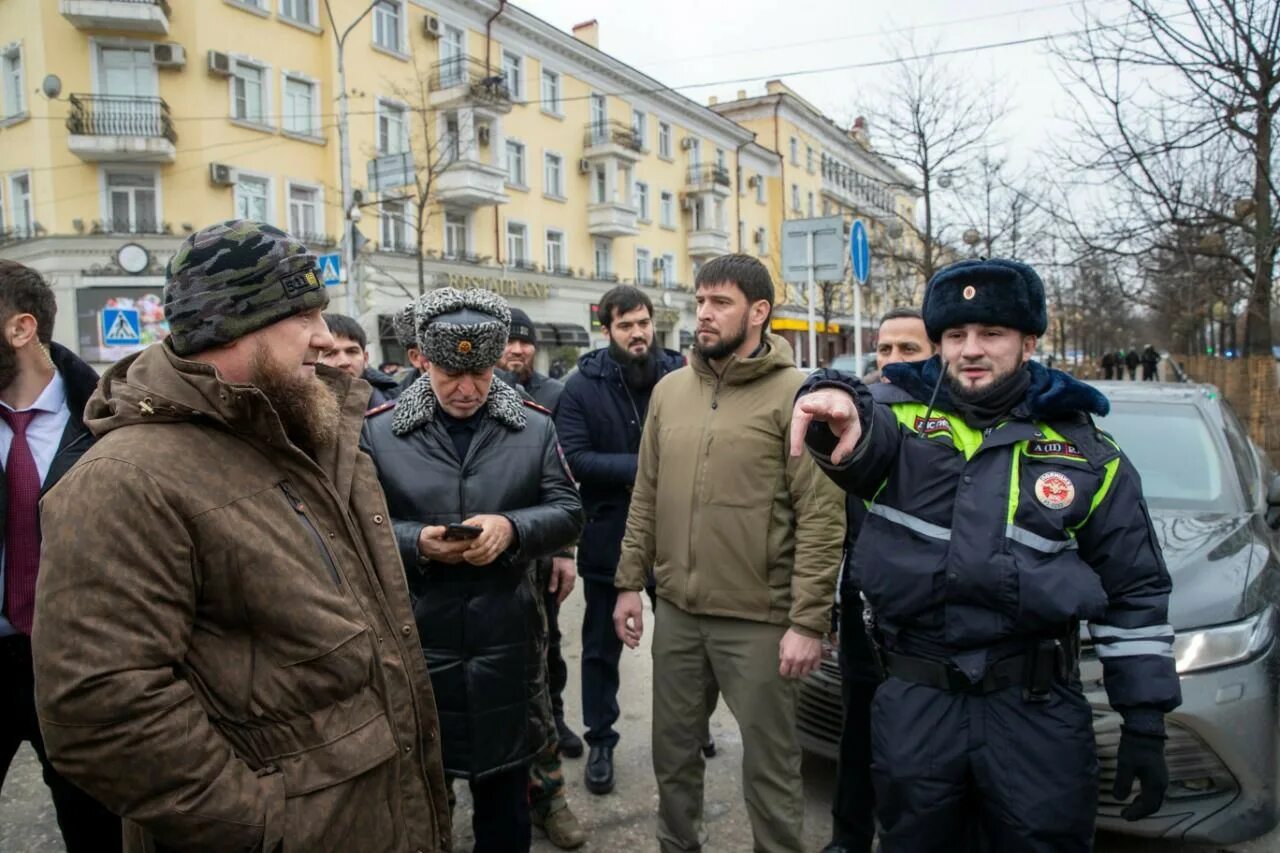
[543,585,567,720]
[455,766,532,853]
[871,676,1097,852]
[831,594,881,852]
[0,634,122,853]
[581,578,623,748]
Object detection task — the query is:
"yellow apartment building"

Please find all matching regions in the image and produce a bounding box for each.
[713,81,922,366]
[0,0,912,371]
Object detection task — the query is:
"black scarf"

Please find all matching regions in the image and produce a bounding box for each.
[610,342,660,392]
[948,364,1032,429]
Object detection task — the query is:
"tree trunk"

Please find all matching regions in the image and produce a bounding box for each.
[1245,95,1275,355]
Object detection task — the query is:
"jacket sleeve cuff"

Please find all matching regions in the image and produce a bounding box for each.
[789,624,823,639]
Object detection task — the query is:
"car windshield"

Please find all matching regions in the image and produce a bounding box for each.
[1094,400,1241,513]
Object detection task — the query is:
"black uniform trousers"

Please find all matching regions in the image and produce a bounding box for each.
[0,634,122,853]
[871,673,1098,852]
[542,584,568,720]
[830,591,880,852]
[581,578,624,748]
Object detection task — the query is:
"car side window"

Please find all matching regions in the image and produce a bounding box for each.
[1219,400,1262,507]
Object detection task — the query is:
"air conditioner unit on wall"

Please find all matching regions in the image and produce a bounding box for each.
[207,50,232,77]
[680,137,695,151]
[209,163,237,186]
[577,158,592,174]
[153,43,186,69]
[747,175,760,188]
[754,227,765,244]
[423,15,441,38]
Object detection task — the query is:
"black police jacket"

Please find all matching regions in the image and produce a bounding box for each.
[361,375,583,779]
[802,358,1181,718]
[554,346,685,581]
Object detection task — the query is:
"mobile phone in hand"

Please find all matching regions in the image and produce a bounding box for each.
[443,523,484,541]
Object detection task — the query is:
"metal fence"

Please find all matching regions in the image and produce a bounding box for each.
[67,94,177,143]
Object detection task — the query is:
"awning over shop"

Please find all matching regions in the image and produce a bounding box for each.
[535,322,592,348]
[771,317,841,334]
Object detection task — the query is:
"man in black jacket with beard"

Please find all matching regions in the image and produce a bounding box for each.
[363,287,583,853]
[554,286,689,796]
[0,260,120,852]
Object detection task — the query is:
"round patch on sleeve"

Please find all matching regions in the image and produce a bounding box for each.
[1035,471,1076,509]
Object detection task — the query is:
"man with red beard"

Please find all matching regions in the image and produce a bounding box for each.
[32,221,451,852]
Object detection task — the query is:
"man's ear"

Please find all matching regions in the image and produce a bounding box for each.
[6,313,39,350]
[1022,334,1038,362]
[750,299,772,329]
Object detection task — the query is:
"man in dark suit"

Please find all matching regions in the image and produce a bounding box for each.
[0,260,121,851]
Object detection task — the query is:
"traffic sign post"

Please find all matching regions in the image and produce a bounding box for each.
[782,216,845,370]
[850,219,871,370]
[317,253,343,287]
[101,308,141,347]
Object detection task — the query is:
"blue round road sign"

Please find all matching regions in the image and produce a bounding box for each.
[850,219,870,284]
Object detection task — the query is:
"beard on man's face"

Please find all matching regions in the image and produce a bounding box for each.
[249,343,341,452]
[0,336,19,393]
[946,359,1021,402]
[695,313,749,361]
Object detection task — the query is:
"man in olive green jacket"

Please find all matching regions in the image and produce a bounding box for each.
[33,222,450,852]
[614,254,845,853]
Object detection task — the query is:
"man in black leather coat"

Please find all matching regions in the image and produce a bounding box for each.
[363,287,584,853]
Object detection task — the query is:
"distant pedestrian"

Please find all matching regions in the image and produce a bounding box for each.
[1125,347,1140,380]
[1141,345,1160,381]
[1101,350,1116,380]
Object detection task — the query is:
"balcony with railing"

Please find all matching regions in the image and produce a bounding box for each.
[687,228,731,259]
[587,201,639,237]
[428,57,513,114]
[61,0,170,34]
[685,164,732,197]
[821,160,896,220]
[582,120,643,164]
[66,94,177,163]
[436,157,509,208]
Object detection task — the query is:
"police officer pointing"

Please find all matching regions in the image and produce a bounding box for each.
[790,259,1180,851]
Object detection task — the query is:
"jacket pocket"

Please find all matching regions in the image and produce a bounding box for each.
[276,712,401,851]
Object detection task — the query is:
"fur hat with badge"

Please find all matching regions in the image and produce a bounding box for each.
[415,287,511,371]
[921,258,1047,343]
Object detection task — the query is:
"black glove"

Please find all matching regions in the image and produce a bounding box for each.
[1113,727,1169,820]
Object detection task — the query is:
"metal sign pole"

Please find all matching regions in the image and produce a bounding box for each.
[807,231,818,370]
[854,273,863,371]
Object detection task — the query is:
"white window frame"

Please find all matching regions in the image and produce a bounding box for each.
[281,71,319,137]
[372,0,406,55]
[545,228,566,272]
[807,145,814,173]
[789,137,798,165]
[233,170,274,224]
[592,164,607,204]
[758,227,769,255]
[380,198,412,252]
[543,151,564,199]
[540,68,562,116]
[594,238,612,278]
[635,247,651,285]
[1,42,24,119]
[8,172,31,237]
[229,56,271,127]
[278,0,317,27]
[807,191,815,217]
[634,181,649,222]
[661,253,676,288]
[659,191,674,228]
[376,97,409,155]
[632,109,647,149]
[506,220,528,265]
[755,174,766,205]
[658,121,672,160]
[100,167,161,234]
[444,210,469,258]
[505,139,527,188]
[791,183,800,212]
[286,179,323,240]
[501,50,523,100]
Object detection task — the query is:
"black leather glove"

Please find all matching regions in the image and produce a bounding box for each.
[1113,727,1169,820]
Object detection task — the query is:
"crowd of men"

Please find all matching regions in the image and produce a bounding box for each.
[1100,346,1161,381]
[0,219,1179,853]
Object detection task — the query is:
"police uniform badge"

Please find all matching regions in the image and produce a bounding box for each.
[962,285,976,300]
[1035,471,1076,509]
[458,340,473,354]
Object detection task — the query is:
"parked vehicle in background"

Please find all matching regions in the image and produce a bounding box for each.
[797,381,1280,845]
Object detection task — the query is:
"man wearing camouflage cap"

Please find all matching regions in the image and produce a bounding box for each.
[363,287,583,853]
[33,220,452,852]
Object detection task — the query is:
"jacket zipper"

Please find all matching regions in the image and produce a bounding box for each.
[279,481,342,587]
[615,363,644,450]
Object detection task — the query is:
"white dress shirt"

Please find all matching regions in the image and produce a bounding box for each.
[0,369,69,637]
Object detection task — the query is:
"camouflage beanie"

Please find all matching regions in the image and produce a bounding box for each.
[164,220,328,356]
[417,287,510,371]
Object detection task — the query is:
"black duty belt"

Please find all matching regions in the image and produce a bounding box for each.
[883,638,1070,702]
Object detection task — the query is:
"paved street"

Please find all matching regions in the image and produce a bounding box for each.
[3,587,1278,851]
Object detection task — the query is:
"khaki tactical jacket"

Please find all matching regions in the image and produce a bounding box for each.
[615,335,845,636]
[33,343,451,852]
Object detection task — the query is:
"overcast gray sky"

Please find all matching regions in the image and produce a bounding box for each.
[522,0,1113,172]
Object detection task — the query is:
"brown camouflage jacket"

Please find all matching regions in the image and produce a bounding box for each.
[32,342,451,852]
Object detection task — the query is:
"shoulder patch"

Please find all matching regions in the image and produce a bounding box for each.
[912,414,954,437]
[1025,439,1087,462]
[522,399,552,416]
[365,400,397,418]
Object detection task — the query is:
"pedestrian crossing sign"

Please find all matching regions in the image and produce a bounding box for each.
[101,308,142,347]
[317,253,342,286]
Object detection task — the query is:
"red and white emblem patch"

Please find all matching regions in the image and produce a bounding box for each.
[1035,471,1076,509]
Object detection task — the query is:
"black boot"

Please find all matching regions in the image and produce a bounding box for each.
[585,746,615,795]
[556,716,584,759]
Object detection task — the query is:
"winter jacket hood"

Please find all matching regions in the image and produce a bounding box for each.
[882,355,1110,421]
[575,345,685,381]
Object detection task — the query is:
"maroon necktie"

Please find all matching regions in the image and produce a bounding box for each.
[1,409,40,634]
